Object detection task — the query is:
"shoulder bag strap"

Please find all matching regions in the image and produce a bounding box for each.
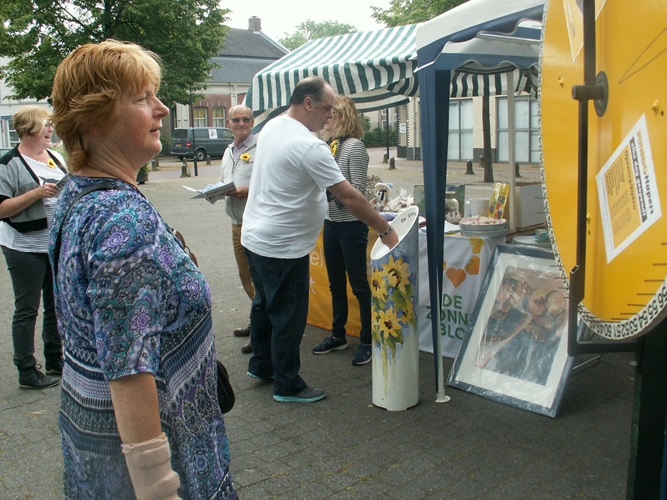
[52,181,116,276]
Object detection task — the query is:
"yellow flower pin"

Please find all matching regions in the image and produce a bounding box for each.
[329,139,339,157]
[240,153,251,162]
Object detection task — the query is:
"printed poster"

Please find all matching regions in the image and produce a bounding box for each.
[596,114,661,263]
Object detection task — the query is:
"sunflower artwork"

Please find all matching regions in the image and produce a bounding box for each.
[371,255,417,362]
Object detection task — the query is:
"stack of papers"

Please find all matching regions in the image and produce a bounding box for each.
[183,181,236,204]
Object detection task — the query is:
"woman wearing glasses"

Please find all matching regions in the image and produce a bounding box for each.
[311,95,373,365]
[0,106,66,389]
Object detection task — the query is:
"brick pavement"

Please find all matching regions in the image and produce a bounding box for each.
[0,149,634,498]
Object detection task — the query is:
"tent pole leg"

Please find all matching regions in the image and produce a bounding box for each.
[434,316,451,403]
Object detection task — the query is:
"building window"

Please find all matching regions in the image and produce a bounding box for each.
[497,95,539,164]
[212,107,226,128]
[194,107,207,127]
[447,98,473,161]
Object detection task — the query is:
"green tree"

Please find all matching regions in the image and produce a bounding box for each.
[279,20,357,51]
[371,0,467,26]
[0,0,229,105]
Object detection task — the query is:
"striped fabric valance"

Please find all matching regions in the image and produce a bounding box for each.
[450,66,539,98]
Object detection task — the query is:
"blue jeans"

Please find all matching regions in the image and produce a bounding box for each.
[1,247,62,370]
[323,220,371,345]
[245,249,309,396]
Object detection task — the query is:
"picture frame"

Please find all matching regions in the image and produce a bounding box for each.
[447,244,574,417]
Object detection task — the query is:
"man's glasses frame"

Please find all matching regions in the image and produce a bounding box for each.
[230,117,252,124]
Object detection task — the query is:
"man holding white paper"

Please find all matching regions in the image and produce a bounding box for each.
[220,105,257,353]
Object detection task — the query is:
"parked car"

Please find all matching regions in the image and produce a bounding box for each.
[170,127,233,161]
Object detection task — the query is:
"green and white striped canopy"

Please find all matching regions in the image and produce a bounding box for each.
[246,24,418,128]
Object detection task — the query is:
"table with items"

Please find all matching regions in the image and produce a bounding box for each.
[307,224,504,357]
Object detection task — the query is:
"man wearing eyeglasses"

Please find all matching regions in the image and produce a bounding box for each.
[241,77,398,403]
[220,105,257,353]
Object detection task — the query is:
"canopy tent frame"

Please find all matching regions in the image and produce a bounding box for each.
[415,0,545,402]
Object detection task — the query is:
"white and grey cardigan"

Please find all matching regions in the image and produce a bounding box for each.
[0,147,67,233]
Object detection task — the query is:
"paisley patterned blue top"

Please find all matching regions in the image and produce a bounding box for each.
[49,176,236,499]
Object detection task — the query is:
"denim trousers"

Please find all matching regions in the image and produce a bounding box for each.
[1,246,62,370]
[245,249,309,396]
[323,220,372,345]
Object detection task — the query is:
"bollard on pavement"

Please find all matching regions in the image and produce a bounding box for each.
[465,159,475,175]
[180,158,191,178]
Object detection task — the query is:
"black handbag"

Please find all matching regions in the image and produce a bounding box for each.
[216,360,235,414]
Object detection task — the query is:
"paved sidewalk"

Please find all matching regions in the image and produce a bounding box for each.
[0,150,634,498]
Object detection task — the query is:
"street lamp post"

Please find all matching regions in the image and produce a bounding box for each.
[385,108,390,160]
[189,87,198,176]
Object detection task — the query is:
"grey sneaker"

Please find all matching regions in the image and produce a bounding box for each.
[273,387,326,403]
[247,371,274,381]
[352,344,372,366]
[312,336,348,354]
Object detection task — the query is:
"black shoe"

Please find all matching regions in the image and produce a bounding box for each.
[351,344,372,366]
[241,341,253,354]
[46,356,63,376]
[233,324,251,337]
[19,366,61,390]
[312,335,348,354]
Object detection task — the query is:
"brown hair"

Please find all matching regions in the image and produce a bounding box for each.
[50,40,162,171]
[13,106,51,139]
[289,76,330,107]
[330,95,364,139]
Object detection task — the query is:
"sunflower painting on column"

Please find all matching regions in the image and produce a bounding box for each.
[371,253,417,374]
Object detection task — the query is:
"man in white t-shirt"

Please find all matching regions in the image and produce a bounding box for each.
[241,77,398,403]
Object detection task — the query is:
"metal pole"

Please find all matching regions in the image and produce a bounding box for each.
[189,87,198,177]
[385,109,390,160]
[507,71,516,233]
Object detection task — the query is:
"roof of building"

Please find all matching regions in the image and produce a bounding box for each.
[218,28,288,59]
[208,57,281,84]
[208,27,289,85]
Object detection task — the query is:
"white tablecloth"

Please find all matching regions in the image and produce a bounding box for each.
[417,229,504,358]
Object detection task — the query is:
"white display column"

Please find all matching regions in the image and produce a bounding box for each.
[370,206,420,411]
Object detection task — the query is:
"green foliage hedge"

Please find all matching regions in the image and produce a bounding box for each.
[362,126,398,148]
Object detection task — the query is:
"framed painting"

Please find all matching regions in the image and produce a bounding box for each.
[448,244,575,417]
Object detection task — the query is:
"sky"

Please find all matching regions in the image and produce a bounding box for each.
[221,0,391,42]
